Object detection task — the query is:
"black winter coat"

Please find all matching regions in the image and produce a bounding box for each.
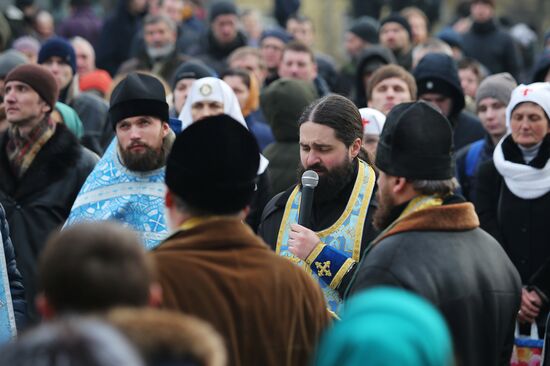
[475,135,550,291]
[450,110,486,151]
[0,123,98,322]
[462,20,521,80]
[349,196,521,366]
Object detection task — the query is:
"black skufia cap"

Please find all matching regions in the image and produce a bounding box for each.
[109,73,169,128]
[165,114,260,214]
[375,101,454,180]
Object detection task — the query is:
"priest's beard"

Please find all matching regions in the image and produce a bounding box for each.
[297,158,355,204]
[120,143,166,172]
[373,187,398,231]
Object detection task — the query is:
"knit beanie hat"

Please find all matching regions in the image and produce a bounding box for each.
[12,36,41,55]
[506,82,550,129]
[38,37,77,75]
[4,64,59,110]
[109,73,169,128]
[79,69,113,96]
[209,1,237,22]
[475,73,517,106]
[165,114,259,214]
[260,28,293,44]
[171,60,216,89]
[0,50,28,78]
[380,14,412,41]
[349,16,380,44]
[376,101,454,179]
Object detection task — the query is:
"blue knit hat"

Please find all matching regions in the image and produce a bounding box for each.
[38,37,77,75]
[260,28,293,44]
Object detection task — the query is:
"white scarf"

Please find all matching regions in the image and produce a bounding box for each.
[178,77,268,174]
[493,135,550,199]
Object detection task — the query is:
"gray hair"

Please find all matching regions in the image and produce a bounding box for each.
[144,14,177,33]
[411,177,459,196]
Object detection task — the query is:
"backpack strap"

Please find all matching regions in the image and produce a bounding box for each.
[465,139,485,177]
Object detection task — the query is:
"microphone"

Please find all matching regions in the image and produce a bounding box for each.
[298,170,319,228]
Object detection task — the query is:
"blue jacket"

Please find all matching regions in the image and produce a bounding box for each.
[455,135,495,202]
[0,204,26,330]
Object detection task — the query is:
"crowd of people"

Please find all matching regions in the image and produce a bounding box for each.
[0,0,549,365]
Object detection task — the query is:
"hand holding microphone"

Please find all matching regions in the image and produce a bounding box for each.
[298,170,319,228]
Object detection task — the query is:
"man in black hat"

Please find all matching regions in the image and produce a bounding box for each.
[379,14,413,71]
[152,114,329,366]
[347,101,522,366]
[413,52,485,150]
[170,60,215,118]
[191,1,248,73]
[65,73,174,250]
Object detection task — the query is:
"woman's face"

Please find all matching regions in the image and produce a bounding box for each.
[191,100,224,122]
[223,75,250,111]
[510,102,550,148]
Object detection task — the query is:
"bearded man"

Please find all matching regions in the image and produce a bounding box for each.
[258,94,378,312]
[347,101,521,366]
[65,73,174,249]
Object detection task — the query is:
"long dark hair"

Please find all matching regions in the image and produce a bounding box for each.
[298,94,371,163]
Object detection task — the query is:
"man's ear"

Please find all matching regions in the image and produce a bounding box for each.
[36,293,56,320]
[148,282,163,308]
[350,137,362,159]
[392,176,408,194]
[161,121,170,137]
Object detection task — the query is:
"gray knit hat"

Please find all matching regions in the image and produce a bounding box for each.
[475,72,517,106]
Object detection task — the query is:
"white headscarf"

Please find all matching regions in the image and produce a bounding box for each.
[359,107,386,136]
[505,82,550,130]
[178,77,268,174]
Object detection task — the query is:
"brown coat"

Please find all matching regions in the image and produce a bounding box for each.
[151,217,330,366]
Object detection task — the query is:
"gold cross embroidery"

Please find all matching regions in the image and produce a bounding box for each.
[315,261,332,277]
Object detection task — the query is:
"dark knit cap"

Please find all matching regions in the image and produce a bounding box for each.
[172,60,216,89]
[475,72,517,105]
[4,64,59,110]
[376,101,454,180]
[0,50,28,78]
[380,14,412,41]
[38,37,77,75]
[349,16,380,44]
[209,1,238,22]
[165,114,260,214]
[109,73,169,128]
[260,28,293,44]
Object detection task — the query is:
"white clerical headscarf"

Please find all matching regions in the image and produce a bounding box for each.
[178,77,268,174]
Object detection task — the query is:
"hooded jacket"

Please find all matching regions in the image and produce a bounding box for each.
[531,50,550,83]
[354,46,396,108]
[260,78,318,196]
[413,53,485,150]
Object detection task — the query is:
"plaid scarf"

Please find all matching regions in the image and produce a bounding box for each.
[6,118,56,178]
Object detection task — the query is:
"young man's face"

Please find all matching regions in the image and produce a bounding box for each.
[211,14,239,45]
[459,68,479,99]
[286,19,314,47]
[477,97,507,139]
[470,2,494,23]
[379,22,410,52]
[260,37,285,71]
[116,115,169,171]
[42,56,73,90]
[4,80,50,126]
[368,77,413,115]
[419,93,453,117]
[278,50,317,82]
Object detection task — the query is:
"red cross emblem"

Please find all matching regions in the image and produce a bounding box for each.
[523,88,532,96]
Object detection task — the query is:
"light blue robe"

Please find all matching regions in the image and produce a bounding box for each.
[65,139,168,249]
